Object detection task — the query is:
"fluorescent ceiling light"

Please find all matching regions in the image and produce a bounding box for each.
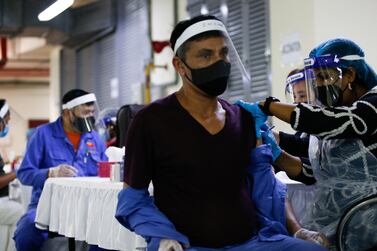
[38,0,74,21]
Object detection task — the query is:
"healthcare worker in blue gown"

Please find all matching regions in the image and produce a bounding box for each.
[13,89,107,251]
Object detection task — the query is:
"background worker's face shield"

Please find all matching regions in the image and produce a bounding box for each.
[95,108,118,143]
[304,55,345,107]
[285,71,307,104]
[62,93,99,133]
[174,19,251,98]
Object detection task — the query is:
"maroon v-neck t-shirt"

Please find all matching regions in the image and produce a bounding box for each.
[124,94,257,248]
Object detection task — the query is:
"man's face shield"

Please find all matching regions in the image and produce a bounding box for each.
[174,19,251,98]
[62,93,98,133]
[285,71,307,104]
[304,55,344,107]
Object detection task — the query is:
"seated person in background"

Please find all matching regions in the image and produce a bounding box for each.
[277,68,322,244]
[13,89,107,251]
[115,15,327,251]
[277,68,311,160]
[0,100,23,251]
[267,68,315,183]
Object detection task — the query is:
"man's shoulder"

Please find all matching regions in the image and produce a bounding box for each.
[219,98,253,121]
[29,119,62,142]
[219,98,240,114]
[135,94,176,118]
[35,119,58,133]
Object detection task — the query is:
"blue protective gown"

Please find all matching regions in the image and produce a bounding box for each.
[14,117,107,251]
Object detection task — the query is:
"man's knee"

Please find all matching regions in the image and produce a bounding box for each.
[13,210,47,251]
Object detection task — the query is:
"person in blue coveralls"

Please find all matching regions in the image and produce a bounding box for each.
[115,15,327,251]
[13,89,107,251]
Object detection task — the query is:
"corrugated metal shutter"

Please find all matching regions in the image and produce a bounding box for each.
[186,0,271,103]
[60,48,76,97]
[60,0,151,109]
[76,45,96,93]
[96,35,116,109]
[117,0,151,106]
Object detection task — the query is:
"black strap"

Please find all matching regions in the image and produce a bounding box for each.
[259,96,280,116]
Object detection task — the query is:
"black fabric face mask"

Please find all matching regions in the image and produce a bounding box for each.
[72,114,95,133]
[183,60,231,97]
[315,84,347,107]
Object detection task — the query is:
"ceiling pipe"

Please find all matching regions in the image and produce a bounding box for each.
[0,68,49,78]
[0,38,8,69]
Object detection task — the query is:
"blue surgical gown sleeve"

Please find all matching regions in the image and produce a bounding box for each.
[248,144,289,241]
[17,129,48,189]
[115,187,190,246]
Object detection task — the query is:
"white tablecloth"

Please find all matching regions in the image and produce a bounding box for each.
[35,174,313,250]
[35,177,146,251]
[276,171,316,223]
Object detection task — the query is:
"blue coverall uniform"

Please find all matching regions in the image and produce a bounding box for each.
[13,117,107,251]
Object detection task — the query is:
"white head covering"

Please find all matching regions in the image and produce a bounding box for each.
[62,93,96,110]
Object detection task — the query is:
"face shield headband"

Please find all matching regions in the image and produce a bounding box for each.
[0,102,9,137]
[0,102,9,120]
[62,93,97,133]
[285,71,306,103]
[304,54,364,107]
[174,19,251,97]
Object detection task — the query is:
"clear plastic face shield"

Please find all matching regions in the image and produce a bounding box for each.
[62,93,99,133]
[304,55,345,107]
[304,54,364,107]
[174,19,251,97]
[285,71,307,104]
[0,102,10,137]
[95,108,118,142]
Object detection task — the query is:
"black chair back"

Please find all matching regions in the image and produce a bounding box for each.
[115,104,144,148]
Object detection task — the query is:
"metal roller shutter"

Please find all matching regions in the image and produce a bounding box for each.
[186,0,271,103]
[60,0,151,109]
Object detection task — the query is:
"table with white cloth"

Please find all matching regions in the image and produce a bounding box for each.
[275,171,316,224]
[35,174,314,251]
[35,177,147,251]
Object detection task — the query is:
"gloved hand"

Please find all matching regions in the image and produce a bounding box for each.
[294,228,330,248]
[235,100,268,138]
[49,164,78,177]
[260,125,282,161]
[158,239,183,251]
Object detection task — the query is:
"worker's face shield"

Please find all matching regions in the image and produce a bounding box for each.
[285,71,308,104]
[95,108,118,143]
[304,55,344,107]
[174,19,251,98]
[62,93,99,133]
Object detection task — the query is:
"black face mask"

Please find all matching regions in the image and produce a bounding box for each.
[315,84,348,107]
[72,114,95,133]
[183,60,231,97]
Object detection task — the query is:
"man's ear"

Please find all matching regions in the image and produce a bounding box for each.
[172,56,186,76]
